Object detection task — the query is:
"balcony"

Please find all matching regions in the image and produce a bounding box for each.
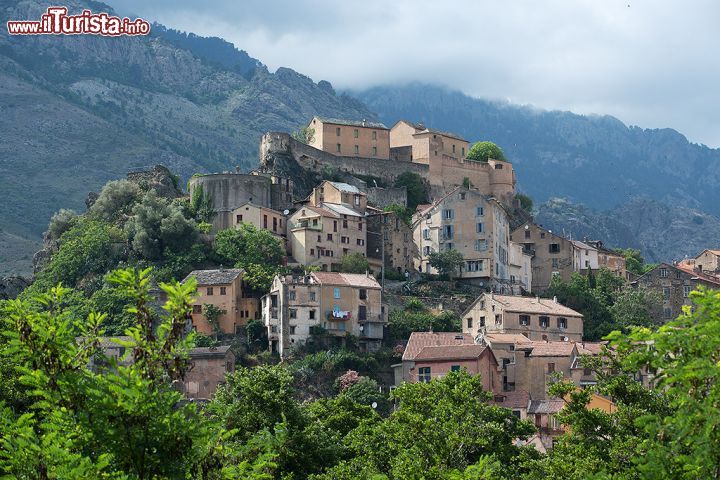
[291,221,322,231]
[358,313,386,324]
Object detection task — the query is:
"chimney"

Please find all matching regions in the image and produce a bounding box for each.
[535,296,539,303]
[553,296,558,303]
[235,166,240,173]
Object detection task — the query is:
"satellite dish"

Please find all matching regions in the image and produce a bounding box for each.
[283,209,290,215]
[371,402,378,409]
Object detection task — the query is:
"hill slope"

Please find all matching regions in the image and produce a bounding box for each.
[0,0,373,274]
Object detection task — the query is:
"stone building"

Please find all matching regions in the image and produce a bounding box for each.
[183,269,259,336]
[586,240,627,280]
[398,332,500,393]
[367,209,416,276]
[389,120,470,165]
[462,293,584,342]
[636,262,720,322]
[188,171,294,233]
[413,187,512,289]
[308,180,368,214]
[230,202,287,245]
[511,223,576,292]
[681,249,720,274]
[508,241,533,293]
[307,117,390,160]
[571,240,599,271]
[262,272,385,357]
[180,346,235,400]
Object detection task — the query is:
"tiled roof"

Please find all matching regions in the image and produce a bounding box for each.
[528,399,566,414]
[481,333,532,345]
[311,272,380,289]
[673,264,720,286]
[483,294,583,317]
[494,390,531,410]
[328,181,362,194]
[322,203,364,217]
[521,341,577,357]
[571,240,597,251]
[314,117,388,129]
[183,269,242,286]
[400,120,467,142]
[578,342,605,355]
[414,344,487,362]
[403,332,474,361]
[190,345,232,358]
[299,205,340,218]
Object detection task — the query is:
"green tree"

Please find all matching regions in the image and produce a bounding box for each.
[204,303,226,339]
[429,249,464,283]
[47,209,78,241]
[382,204,413,225]
[466,141,506,163]
[393,172,428,210]
[190,184,216,223]
[88,179,141,223]
[214,224,287,292]
[618,248,655,276]
[339,252,371,273]
[291,126,315,144]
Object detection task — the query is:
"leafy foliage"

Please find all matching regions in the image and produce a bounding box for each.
[393,172,428,210]
[338,252,371,273]
[291,126,315,144]
[387,300,460,342]
[466,141,506,162]
[429,249,464,281]
[618,248,656,276]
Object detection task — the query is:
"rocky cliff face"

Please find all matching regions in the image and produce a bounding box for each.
[0,0,375,274]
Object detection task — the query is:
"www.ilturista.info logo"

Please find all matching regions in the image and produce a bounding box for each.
[7,7,150,36]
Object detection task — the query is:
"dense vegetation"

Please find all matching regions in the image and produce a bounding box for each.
[3,266,719,478]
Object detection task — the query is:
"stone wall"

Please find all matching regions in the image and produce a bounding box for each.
[367,186,407,208]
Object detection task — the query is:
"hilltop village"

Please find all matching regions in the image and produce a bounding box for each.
[126,116,717,450]
[14,116,720,460]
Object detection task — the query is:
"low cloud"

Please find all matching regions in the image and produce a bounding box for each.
[109,0,720,147]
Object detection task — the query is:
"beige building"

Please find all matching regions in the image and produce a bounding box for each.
[309,181,368,213]
[413,187,513,289]
[262,272,385,357]
[462,293,584,342]
[511,223,576,292]
[571,240,599,271]
[390,120,470,165]
[307,117,390,159]
[508,241,533,293]
[586,240,627,280]
[180,346,235,400]
[690,249,720,273]
[398,332,500,393]
[367,209,417,276]
[636,262,720,322]
[231,202,287,241]
[184,269,259,336]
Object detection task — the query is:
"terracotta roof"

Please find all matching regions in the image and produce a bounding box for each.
[528,399,566,414]
[673,264,720,286]
[519,341,577,357]
[403,332,474,361]
[494,390,531,410]
[313,116,388,129]
[414,344,487,362]
[571,240,597,251]
[578,342,605,355]
[311,272,380,289]
[301,205,340,218]
[183,269,242,285]
[481,333,532,345]
[481,294,583,317]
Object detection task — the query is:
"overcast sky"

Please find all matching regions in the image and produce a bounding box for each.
[108,0,720,147]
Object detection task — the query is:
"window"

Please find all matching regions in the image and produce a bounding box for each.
[423,246,432,255]
[442,209,454,220]
[552,258,559,268]
[462,147,465,156]
[327,233,333,241]
[358,222,363,231]
[663,307,672,319]
[309,309,316,319]
[336,127,341,136]
[372,131,377,140]
[423,229,430,239]
[659,268,668,278]
[334,288,341,299]
[476,206,484,216]
[289,325,296,335]
[358,305,367,321]
[539,316,550,328]
[236,214,243,223]
[495,314,501,325]
[418,367,431,382]
[354,194,360,205]
[357,239,365,246]
[310,248,315,256]
[467,317,473,329]
[558,317,567,329]
[459,192,466,200]
[519,315,530,326]
[220,287,226,295]
[495,164,503,169]
[333,220,337,232]
[683,285,692,298]
[343,219,348,228]
[192,305,202,314]
[372,146,377,156]
[359,289,367,300]
[540,232,546,239]
[289,309,297,319]
[309,291,316,301]
[663,287,670,299]
[452,144,456,153]
[353,128,358,138]
[676,271,682,279]
[479,316,485,326]
[289,291,296,300]
[524,230,530,239]
[547,362,555,373]
[451,365,461,372]
[443,225,454,239]
[354,145,359,154]
[476,222,484,233]
[549,244,561,254]
[475,239,488,251]
[583,367,593,376]
[206,287,214,295]
[467,260,483,272]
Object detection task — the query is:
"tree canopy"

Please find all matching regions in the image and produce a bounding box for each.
[466,141,506,162]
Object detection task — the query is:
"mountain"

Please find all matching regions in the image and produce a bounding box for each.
[353,84,720,216]
[534,197,720,263]
[0,0,374,274]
